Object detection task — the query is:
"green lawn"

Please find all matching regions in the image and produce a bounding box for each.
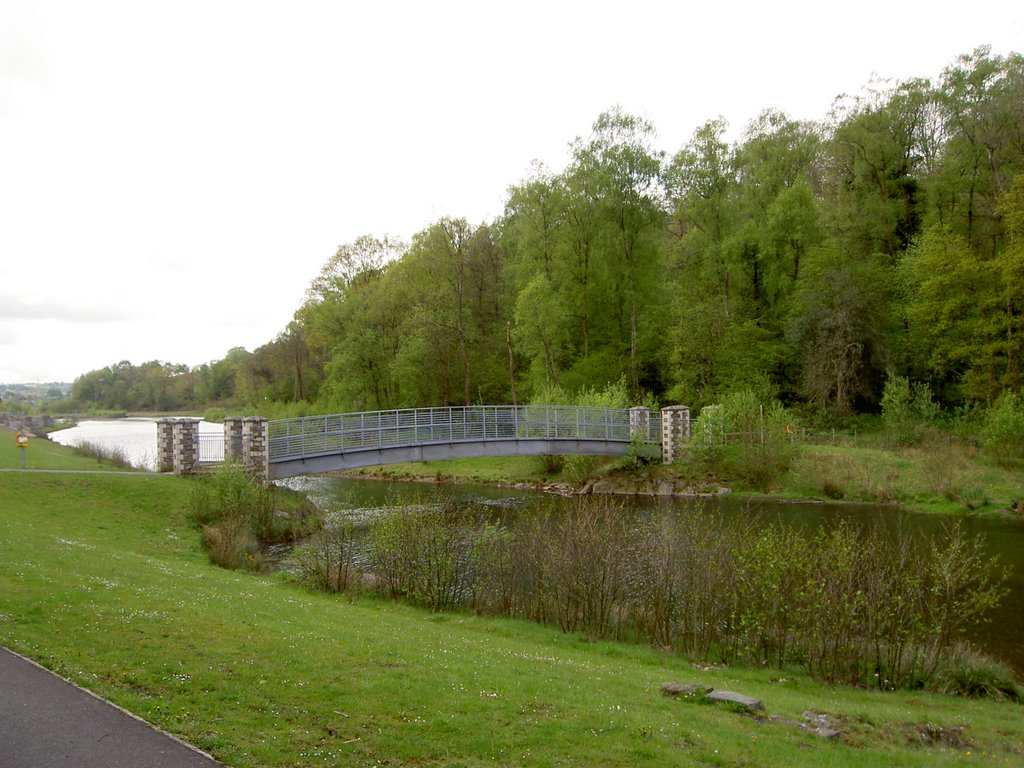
[0,427,138,472]
[1,462,1022,766]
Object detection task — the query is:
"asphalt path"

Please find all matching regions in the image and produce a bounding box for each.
[0,647,224,767]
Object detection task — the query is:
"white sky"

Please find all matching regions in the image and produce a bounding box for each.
[1,0,1021,384]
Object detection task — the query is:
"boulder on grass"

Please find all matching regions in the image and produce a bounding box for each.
[659,681,711,698]
[705,689,765,713]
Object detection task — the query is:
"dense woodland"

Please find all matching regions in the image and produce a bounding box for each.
[68,48,1024,422]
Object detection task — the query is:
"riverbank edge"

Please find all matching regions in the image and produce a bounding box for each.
[332,453,1024,520]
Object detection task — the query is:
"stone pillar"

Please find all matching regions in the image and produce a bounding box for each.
[660,406,691,465]
[172,418,200,476]
[223,417,245,463]
[628,406,651,443]
[156,418,175,473]
[242,417,270,484]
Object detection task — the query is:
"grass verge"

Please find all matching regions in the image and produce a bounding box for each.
[0,427,139,472]
[1,467,1022,766]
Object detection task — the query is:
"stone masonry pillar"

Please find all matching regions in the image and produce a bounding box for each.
[242,417,270,484]
[223,417,245,463]
[156,418,175,473]
[172,418,200,476]
[660,406,691,465]
[628,406,651,443]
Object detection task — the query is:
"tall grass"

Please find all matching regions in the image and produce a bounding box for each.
[71,439,136,469]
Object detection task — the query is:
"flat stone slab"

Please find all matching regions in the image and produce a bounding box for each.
[659,681,712,698]
[705,689,766,713]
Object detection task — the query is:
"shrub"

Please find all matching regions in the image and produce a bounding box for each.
[980,392,1024,466]
[201,518,260,570]
[289,494,1013,696]
[292,515,363,593]
[189,464,320,570]
[367,498,478,612]
[202,407,227,423]
[881,375,940,447]
[686,390,796,492]
[535,497,632,639]
[934,643,1021,700]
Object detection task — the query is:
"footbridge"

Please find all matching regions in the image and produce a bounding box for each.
[157,405,691,482]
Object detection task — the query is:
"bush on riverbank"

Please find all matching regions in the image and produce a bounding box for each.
[679,387,797,493]
[298,495,1017,697]
[189,463,320,569]
[980,392,1024,468]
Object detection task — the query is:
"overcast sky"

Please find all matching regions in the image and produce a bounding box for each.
[1,0,1021,384]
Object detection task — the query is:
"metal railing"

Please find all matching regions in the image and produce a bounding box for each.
[268,405,660,463]
[197,433,225,463]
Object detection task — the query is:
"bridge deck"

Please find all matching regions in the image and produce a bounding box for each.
[267,405,660,480]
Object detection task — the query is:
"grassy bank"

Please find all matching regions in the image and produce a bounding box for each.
[0,427,139,472]
[1,468,1022,764]
[348,433,1024,517]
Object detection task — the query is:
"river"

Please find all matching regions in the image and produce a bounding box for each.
[50,419,1024,671]
[49,417,223,471]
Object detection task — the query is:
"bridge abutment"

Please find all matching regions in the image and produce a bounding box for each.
[158,416,269,483]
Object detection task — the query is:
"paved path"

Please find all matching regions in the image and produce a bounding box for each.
[0,647,224,767]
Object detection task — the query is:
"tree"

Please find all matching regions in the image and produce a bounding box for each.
[664,119,738,405]
[932,47,1024,256]
[825,78,934,261]
[513,274,571,389]
[297,234,406,359]
[788,245,892,415]
[394,219,511,407]
[732,110,823,313]
[566,107,667,392]
[900,224,1013,403]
